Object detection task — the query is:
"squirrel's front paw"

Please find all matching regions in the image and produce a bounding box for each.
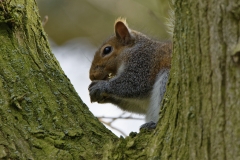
[88,81,108,103]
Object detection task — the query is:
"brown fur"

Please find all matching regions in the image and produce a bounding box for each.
[88,18,172,124]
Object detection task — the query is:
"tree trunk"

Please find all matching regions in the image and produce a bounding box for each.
[0,0,116,159]
[0,0,239,159]
[166,0,240,159]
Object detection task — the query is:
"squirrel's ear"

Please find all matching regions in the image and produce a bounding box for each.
[115,18,132,43]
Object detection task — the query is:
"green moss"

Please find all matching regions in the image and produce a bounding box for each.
[0,0,23,29]
[0,0,118,159]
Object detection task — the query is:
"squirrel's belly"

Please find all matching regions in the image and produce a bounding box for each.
[146,69,169,122]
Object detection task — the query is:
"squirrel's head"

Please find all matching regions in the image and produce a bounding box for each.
[89,18,135,81]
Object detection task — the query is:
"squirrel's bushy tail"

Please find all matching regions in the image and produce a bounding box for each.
[166,1,175,37]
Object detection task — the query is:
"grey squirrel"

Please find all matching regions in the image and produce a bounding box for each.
[88,18,172,129]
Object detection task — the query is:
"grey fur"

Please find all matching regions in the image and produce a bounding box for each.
[89,29,171,124]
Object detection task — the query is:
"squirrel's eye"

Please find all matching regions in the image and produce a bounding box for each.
[102,46,112,56]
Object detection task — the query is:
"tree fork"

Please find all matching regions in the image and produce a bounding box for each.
[0,0,239,159]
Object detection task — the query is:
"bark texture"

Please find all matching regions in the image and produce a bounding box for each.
[167,0,240,159]
[0,0,239,159]
[0,0,116,159]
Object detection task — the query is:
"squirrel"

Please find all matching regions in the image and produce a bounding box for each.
[88,18,172,129]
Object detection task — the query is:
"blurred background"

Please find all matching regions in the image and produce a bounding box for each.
[36,0,171,137]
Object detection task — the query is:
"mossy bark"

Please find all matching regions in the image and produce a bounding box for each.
[0,0,116,159]
[0,0,240,159]
[139,0,240,159]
